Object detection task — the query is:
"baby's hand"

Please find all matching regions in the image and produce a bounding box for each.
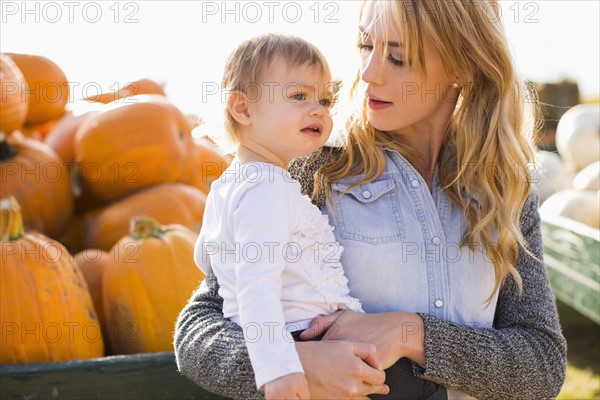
[263,372,309,400]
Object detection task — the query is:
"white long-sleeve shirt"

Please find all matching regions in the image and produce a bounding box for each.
[194,161,362,390]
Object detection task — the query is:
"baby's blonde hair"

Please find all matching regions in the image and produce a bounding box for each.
[221,33,332,146]
[316,0,538,302]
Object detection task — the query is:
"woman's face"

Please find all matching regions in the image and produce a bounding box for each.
[358,1,459,136]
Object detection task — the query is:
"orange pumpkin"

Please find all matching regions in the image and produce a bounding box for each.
[83,182,207,251]
[0,54,28,133]
[83,78,166,104]
[74,248,112,354]
[75,96,193,201]
[45,110,100,164]
[181,137,231,194]
[7,53,68,126]
[0,132,73,238]
[103,216,205,354]
[0,196,104,364]
[26,117,61,140]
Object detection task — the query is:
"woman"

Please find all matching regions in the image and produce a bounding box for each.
[174,1,567,399]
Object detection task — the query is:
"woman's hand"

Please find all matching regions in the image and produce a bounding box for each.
[263,372,310,400]
[295,340,389,399]
[300,310,426,368]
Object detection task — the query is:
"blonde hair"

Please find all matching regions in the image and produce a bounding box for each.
[316,0,537,301]
[220,33,332,146]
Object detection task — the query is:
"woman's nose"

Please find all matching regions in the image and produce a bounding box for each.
[361,53,385,85]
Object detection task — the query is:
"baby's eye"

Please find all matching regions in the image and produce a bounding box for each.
[291,93,307,101]
[319,98,333,108]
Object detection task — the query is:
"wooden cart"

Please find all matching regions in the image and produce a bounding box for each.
[541,215,600,324]
[0,352,231,400]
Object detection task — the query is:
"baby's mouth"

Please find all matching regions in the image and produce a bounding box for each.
[301,124,323,136]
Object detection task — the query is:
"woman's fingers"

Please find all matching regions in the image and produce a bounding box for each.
[350,340,384,372]
[296,340,389,398]
[344,341,389,397]
[299,310,344,339]
[365,382,391,396]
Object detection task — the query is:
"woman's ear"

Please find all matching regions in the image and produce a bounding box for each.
[226,91,252,126]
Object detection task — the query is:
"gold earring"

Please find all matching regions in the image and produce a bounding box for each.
[452,82,460,89]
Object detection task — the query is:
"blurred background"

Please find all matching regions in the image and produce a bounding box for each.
[2,1,599,398]
[2,1,598,112]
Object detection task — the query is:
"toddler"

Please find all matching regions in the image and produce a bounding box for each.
[194,33,360,399]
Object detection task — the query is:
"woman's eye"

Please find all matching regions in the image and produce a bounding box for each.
[292,93,306,101]
[359,43,404,67]
[387,54,404,67]
[358,43,373,52]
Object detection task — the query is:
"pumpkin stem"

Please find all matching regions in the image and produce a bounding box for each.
[1,196,25,241]
[130,216,163,240]
[0,132,17,161]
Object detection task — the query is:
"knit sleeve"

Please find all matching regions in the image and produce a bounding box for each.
[414,191,567,399]
[288,146,341,207]
[174,272,264,400]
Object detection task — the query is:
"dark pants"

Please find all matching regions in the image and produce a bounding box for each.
[370,357,447,400]
[291,331,447,400]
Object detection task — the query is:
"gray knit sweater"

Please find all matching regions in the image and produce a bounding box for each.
[174,147,567,399]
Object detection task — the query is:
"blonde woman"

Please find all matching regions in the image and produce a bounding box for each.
[175,1,567,399]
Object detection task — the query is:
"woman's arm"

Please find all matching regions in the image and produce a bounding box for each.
[414,191,567,398]
[302,191,567,398]
[174,273,389,399]
[174,272,262,399]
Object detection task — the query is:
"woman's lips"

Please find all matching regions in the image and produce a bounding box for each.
[367,95,393,110]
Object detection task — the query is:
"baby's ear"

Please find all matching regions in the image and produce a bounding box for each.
[226,91,252,125]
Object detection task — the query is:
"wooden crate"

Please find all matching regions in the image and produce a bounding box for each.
[0,352,232,400]
[541,215,600,324]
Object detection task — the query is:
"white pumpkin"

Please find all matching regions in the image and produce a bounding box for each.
[532,150,575,204]
[572,160,600,191]
[555,104,600,172]
[539,189,600,229]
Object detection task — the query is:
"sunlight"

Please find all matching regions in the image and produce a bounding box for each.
[1,0,598,120]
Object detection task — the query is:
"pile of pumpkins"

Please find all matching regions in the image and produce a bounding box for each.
[534,103,600,229]
[0,53,232,364]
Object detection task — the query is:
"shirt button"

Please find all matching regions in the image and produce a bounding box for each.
[432,236,441,245]
[434,299,444,308]
[362,190,372,199]
[411,180,420,188]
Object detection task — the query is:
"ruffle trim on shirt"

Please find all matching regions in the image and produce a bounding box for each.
[291,193,363,313]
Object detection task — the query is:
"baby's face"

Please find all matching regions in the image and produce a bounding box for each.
[243,56,334,165]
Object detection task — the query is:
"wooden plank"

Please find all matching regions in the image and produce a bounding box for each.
[545,256,600,324]
[0,352,232,400]
[541,216,600,324]
[541,217,599,282]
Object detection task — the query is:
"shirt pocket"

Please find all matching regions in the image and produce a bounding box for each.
[331,178,404,244]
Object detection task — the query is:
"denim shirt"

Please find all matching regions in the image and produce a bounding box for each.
[323,148,498,328]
